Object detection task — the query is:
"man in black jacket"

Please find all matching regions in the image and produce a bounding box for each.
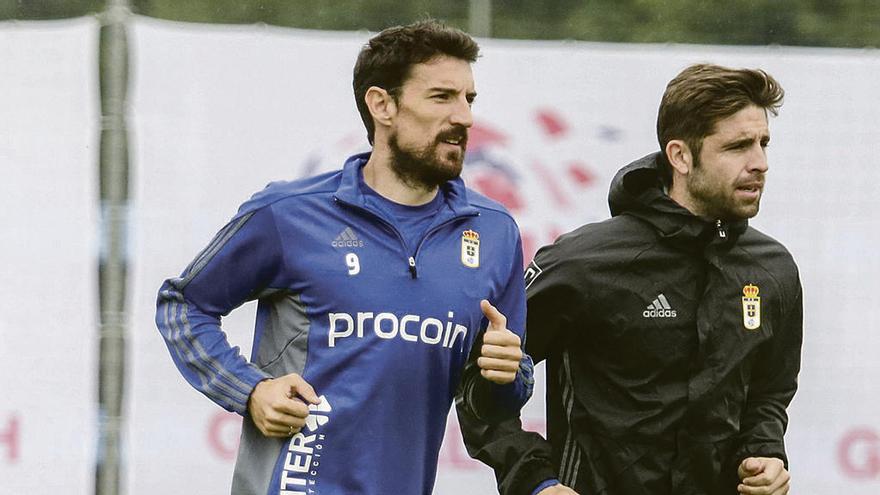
[461,64,802,495]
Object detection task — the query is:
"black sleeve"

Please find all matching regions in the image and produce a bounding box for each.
[458,242,582,495]
[732,276,803,467]
[457,407,558,495]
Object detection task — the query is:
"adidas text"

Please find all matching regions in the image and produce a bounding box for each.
[331,239,364,248]
[643,308,677,318]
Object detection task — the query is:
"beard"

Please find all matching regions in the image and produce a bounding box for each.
[388,126,468,190]
[687,155,763,221]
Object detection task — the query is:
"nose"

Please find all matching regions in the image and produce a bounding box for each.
[748,144,769,173]
[449,97,473,128]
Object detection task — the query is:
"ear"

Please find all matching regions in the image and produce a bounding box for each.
[364,86,396,129]
[665,139,693,177]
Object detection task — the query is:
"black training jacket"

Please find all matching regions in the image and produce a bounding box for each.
[459,152,803,495]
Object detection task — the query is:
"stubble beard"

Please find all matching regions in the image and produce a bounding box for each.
[687,156,762,221]
[388,129,467,191]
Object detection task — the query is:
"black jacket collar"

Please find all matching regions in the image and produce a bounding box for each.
[608,152,748,250]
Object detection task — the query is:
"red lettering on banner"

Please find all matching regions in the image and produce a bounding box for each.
[0,414,19,462]
[208,411,241,461]
[838,427,880,479]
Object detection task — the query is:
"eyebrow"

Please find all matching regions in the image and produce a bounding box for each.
[721,134,769,150]
[722,138,753,150]
[428,87,477,100]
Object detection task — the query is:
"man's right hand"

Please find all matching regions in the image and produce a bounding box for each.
[737,457,790,495]
[247,372,320,437]
[537,485,580,494]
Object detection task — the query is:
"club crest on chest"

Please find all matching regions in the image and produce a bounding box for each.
[742,284,761,330]
[461,229,480,268]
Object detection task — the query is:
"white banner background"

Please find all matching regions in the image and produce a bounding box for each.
[2,16,878,494]
[0,19,98,495]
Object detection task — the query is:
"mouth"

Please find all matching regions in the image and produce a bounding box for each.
[437,128,468,150]
[735,182,763,198]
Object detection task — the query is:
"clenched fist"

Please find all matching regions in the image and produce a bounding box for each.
[247,372,320,437]
[737,457,790,495]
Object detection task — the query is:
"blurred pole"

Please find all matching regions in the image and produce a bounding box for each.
[469,0,492,37]
[96,0,131,494]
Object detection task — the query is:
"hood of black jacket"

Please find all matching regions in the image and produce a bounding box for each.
[607,152,748,249]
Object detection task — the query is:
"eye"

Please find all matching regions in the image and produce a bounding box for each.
[432,93,450,101]
[725,140,751,152]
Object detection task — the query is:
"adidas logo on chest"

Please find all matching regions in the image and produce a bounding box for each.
[643,293,677,318]
[332,226,364,248]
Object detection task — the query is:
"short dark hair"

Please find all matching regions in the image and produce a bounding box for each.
[353,19,480,145]
[657,63,784,182]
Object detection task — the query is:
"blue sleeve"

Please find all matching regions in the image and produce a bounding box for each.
[487,227,533,410]
[154,205,284,415]
[498,228,527,339]
[457,228,533,422]
[531,479,560,495]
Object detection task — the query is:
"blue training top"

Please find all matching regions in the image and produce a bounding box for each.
[156,153,532,495]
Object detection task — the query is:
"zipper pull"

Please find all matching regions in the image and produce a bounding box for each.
[408,256,417,279]
[716,219,727,239]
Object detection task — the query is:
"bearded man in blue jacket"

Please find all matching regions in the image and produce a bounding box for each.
[156,19,533,495]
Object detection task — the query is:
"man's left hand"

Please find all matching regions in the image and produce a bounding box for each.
[477,299,523,385]
[737,457,790,495]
